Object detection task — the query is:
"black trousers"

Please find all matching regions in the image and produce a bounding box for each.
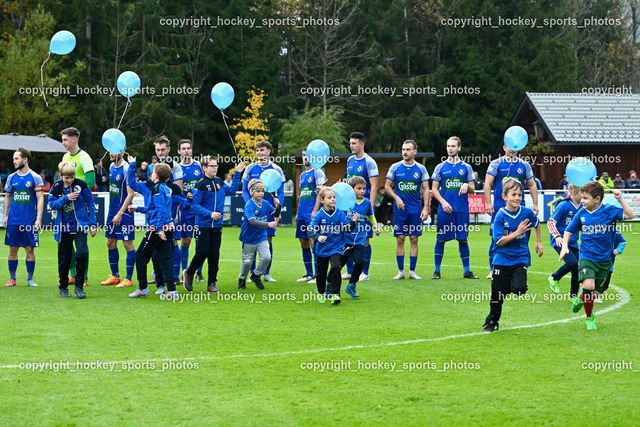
[58,231,88,289]
[186,227,222,284]
[316,253,342,295]
[341,244,364,284]
[486,264,528,324]
[136,230,175,291]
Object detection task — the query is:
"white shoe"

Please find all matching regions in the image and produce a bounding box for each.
[341,272,351,279]
[594,296,603,303]
[263,275,277,282]
[408,271,422,280]
[393,271,405,280]
[308,277,317,284]
[486,272,492,279]
[359,273,369,281]
[297,274,313,282]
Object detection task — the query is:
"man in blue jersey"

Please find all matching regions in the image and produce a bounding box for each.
[431,136,479,279]
[242,140,285,282]
[100,150,136,288]
[483,143,538,278]
[344,132,379,281]
[295,147,326,282]
[3,148,44,287]
[385,140,430,280]
[178,139,205,282]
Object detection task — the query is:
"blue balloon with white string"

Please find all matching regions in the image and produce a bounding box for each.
[117,71,141,98]
[211,82,235,110]
[101,128,126,154]
[306,139,330,170]
[602,194,622,209]
[565,157,597,187]
[49,30,76,55]
[260,169,282,193]
[333,183,356,211]
[503,126,529,151]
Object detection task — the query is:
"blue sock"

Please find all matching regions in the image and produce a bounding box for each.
[125,249,136,280]
[396,255,405,272]
[265,242,273,275]
[302,248,313,276]
[181,245,189,272]
[346,257,353,274]
[26,260,35,280]
[459,241,470,274]
[409,256,417,272]
[363,245,371,275]
[9,259,18,280]
[108,248,120,277]
[173,244,181,279]
[434,241,445,273]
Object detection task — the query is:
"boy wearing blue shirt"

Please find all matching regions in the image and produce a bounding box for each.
[183,157,244,293]
[125,160,177,300]
[547,184,581,296]
[483,178,543,332]
[342,177,379,299]
[239,179,281,290]
[309,187,359,305]
[48,162,97,299]
[560,183,634,330]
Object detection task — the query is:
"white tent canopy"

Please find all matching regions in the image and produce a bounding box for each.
[0,133,67,153]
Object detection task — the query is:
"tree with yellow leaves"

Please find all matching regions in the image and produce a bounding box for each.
[230,86,271,174]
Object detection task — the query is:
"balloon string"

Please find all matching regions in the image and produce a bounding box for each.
[40,52,51,107]
[117,98,131,130]
[221,110,239,161]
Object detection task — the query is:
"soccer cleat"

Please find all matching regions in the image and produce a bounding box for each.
[100,275,121,286]
[297,274,313,282]
[308,277,317,284]
[116,279,133,288]
[5,279,17,287]
[238,278,246,290]
[74,286,86,299]
[331,293,341,305]
[207,283,220,293]
[26,279,38,287]
[548,276,560,294]
[263,275,277,282]
[129,288,150,298]
[183,269,194,292]
[408,271,422,280]
[393,271,405,280]
[155,286,165,295]
[431,272,441,280]
[586,316,597,330]
[571,289,583,313]
[59,288,71,298]
[359,273,370,281]
[483,320,499,333]
[162,290,179,300]
[345,283,359,299]
[486,272,492,279]
[464,271,479,279]
[594,296,603,304]
[317,294,326,303]
[341,272,351,280]
[196,272,205,283]
[250,273,265,290]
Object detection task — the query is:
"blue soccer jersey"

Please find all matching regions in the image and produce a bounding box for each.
[548,199,580,248]
[492,206,539,267]
[386,161,430,212]
[180,161,203,196]
[345,199,373,246]
[107,162,132,220]
[4,170,43,226]
[431,160,474,213]
[486,157,534,211]
[239,199,276,245]
[242,162,285,206]
[347,154,379,200]
[298,168,326,220]
[565,203,624,263]
[309,207,351,257]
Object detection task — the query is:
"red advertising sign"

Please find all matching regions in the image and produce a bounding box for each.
[468,195,485,214]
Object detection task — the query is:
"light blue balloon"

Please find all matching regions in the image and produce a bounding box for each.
[117,71,141,98]
[260,169,282,193]
[306,139,330,169]
[333,183,356,211]
[49,30,76,55]
[504,126,528,151]
[602,194,622,209]
[102,128,126,154]
[211,82,235,110]
[565,157,597,187]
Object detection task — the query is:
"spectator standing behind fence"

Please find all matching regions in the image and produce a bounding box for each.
[598,172,614,191]
[136,162,148,182]
[627,170,640,189]
[0,160,10,189]
[613,173,625,190]
[558,175,568,190]
[95,159,107,192]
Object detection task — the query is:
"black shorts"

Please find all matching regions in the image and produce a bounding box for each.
[492,264,528,299]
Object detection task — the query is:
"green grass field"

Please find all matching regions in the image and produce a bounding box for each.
[1,224,639,425]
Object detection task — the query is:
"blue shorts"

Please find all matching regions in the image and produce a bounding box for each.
[393,210,422,237]
[178,211,196,239]
[436,210,470,241]
[296,217,311,239]
[4,224,39,247]
[105,214,135,240]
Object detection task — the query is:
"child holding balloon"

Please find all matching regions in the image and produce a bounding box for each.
[308,187,359,305]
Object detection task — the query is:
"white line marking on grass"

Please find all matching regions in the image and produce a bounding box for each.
[0,285,629,370]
